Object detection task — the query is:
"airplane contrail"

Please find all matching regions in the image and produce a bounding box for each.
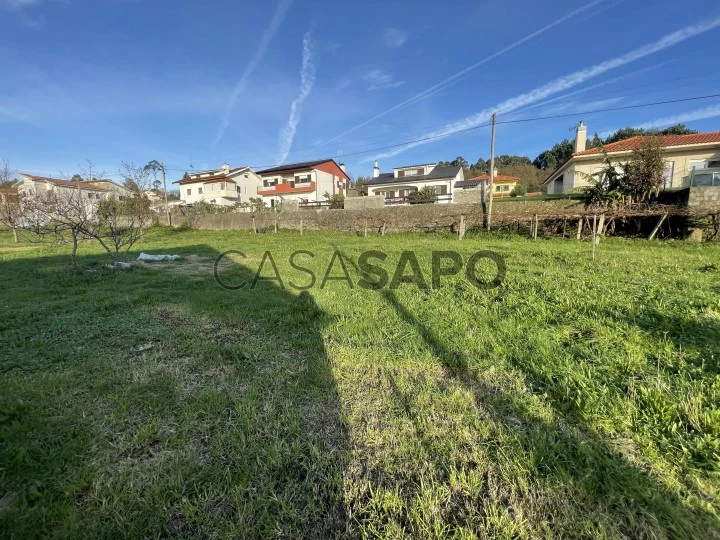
[322,0,611,145]
[213,0,293,145]
[512,61,669,115]
[370,17,720,161]
[634,104,720,131]
[277,32,316,165]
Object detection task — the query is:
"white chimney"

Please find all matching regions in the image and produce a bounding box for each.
[575,121,587,153]
[373,160,380,178]
[339,163,346,173]
[222,162,230,174]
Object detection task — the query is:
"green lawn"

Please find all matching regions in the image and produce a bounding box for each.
[1,227,719,538]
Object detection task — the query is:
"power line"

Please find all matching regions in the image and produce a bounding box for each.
[20,92,720,179]
[241,92,720,168]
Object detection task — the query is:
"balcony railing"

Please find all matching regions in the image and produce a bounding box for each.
[258,181,315,196]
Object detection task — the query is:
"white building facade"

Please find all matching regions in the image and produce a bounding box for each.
[175,164,263,207]
[545,124,720,194]
[364,162,464,204]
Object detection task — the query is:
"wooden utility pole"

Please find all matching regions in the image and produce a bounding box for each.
[486,112,496,231]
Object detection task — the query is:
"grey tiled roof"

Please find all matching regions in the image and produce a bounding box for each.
[256,159,334,175]
[454,179,483,188]
[364,166,462,186]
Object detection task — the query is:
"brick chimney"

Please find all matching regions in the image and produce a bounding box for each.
[575,121,587,153]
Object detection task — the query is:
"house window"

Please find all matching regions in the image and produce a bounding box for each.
[435,185,448,195]
[187,188,192,195]
[496,185,510,192]
[198,187,203,195]
[688,159,706,173]
[220,183,225,190]
[663,161,675,188]
[708,160,720,169]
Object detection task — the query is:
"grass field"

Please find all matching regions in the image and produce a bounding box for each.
[1,227,719,538]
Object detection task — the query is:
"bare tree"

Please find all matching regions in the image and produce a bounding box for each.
[92,194,153,261]
[0,158,15,188]
[0,159,20,242]
[20,185,95,268]
[120,161,151,194]
[16,165,152,267]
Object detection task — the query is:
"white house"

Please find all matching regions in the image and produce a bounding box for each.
[255,159,350,207]
[16,173,131,203]
[544,123,720,194]
[363,162,464,204]
[175,164,263,207]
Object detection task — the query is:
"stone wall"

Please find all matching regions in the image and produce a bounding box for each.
[452,188,483,205]
[184,198,589,234]
[167,193,720,234]
[688,186,720,212]
[344,195,385,210]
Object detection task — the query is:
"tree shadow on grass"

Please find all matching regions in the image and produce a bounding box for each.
[0,246,350,538]
[377,288,717,538]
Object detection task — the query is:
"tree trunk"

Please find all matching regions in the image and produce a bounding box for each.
[71,229,79,270]
[12,227,18,243]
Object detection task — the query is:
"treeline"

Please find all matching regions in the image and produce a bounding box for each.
[437,123,697,192]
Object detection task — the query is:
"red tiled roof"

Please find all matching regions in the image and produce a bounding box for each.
[468,174,519,183]
[575,131,720,156]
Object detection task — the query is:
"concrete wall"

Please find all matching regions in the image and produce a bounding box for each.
[688,186,720,211]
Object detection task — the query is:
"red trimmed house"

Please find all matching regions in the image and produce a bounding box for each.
[255,159,350,207]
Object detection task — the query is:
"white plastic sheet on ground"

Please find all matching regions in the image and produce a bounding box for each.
[138,252,181,261]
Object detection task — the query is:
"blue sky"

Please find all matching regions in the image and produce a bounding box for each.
[1,0,720,182]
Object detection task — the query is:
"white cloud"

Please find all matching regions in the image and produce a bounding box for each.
[632,104,720,131]
[364,69,405,91]
[276,32,317,165]
[213,0,293,145]
[383,27,407,48]
[369,17,720,161]
[323,0,609,145]
[0,0,40,9]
